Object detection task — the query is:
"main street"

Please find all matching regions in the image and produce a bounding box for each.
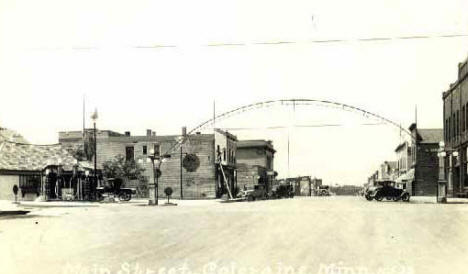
[1,197,467,274]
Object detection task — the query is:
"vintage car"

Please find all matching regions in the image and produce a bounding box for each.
[96,178,136,201]
[317,185,331,196]
[270,184,294,199]
[366,185,410,202]
[242,184,268,201]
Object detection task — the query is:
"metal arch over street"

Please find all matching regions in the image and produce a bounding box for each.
[187,99,411,136]
[161,98,412,157]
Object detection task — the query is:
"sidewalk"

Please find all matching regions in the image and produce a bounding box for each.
[19,201,100,208]
[0,200,30,216]
[410,196,468,204]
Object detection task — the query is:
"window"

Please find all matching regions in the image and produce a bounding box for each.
[456,110,460,138]
[462,106,466,132]
[125,146,134,161]
[465,103,468,132]
[445,119,449,142]
[19,175,41,195]
[223,148,226,161]
[153,144,160,156]
[143,145,147,155]
[452,113,456,140]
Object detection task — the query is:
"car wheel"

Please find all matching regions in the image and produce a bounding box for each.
[247,195,254,202]
[385,197,392,200]
[401,193,410,202]
[365,195,373,201]
[393,196,400,202]
[118,193,131,201]
[375,195,384,201]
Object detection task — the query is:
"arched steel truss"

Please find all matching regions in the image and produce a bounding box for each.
[188,99,410,135]
[163,98,410,156]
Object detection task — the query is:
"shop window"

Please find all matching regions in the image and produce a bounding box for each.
[19,174,41,196]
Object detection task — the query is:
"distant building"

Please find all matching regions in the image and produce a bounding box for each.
[59,128,237,199]
[236,140,277,191]
[276,176,322,196]
[0,127,28,143]
[378,161,398,181]
[442,55,468,197]
[395,141,412,189]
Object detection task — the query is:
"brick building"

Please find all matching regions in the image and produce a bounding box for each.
[407,124,443,196]
[442,55,468,197]
[59,128,237,199]
[236,140,276,191]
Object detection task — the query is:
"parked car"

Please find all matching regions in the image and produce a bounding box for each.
[242,184,268,201]
[367,185,410,202]
[271,184,294,199]
[364,186,380,201]
[96,178,136,201]
[317,185,330,196]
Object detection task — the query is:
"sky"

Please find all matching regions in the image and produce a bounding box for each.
[1,0,468,185]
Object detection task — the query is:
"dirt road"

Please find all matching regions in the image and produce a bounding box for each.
[1,197,467,274]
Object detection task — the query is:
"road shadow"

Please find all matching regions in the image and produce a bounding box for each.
[0,213,59,220]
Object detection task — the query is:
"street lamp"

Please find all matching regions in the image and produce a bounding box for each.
[145,148,171,205]
[91,108,98,187]
[437,141,447,203]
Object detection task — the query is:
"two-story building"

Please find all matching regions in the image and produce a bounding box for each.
[408,124,442,196]
[59,128,238,199]
[378,161,398,182]
[236,140,276,191]
[395,141,412,189]
[442,55,468,198]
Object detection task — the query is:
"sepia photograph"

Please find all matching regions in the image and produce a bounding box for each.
[1,1,468,273]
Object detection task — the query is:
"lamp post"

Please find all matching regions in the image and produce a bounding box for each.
[91,109,98,187]
[437,141,448,203]
[145,149,171,205]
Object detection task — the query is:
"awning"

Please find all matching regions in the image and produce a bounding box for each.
[395,169,415,183]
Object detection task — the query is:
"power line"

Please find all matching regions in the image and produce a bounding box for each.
[132,33,468,49]
[24,33,468,51]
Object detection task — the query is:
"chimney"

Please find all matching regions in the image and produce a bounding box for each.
[152,131,156,136]
[125,131,131,136]
[146,129,152,137]
[182,126,187,137]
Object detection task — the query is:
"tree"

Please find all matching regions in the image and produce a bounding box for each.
[102,155,146,181]
[101,155,149,197]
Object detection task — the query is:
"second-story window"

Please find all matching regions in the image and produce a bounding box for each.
[153,144,160,156]
[126,146,134,162]
[143,145,147,155]
[460,106,465,133]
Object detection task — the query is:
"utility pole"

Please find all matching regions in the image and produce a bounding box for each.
[180,145,183,199]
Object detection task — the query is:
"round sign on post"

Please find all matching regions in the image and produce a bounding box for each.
[183,154,200,172]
